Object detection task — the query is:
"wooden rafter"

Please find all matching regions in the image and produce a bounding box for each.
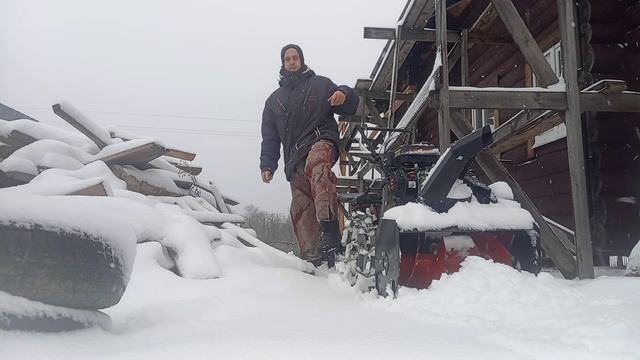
[364,26,511,45]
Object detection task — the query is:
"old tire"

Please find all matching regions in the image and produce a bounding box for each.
[0,310,111,332]
[0,292,112,332]
[0,222,128,310]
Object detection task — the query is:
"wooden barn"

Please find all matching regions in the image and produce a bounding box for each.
[337,0,640,278]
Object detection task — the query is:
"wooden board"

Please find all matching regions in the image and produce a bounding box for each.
[166,160,202,175]
[97,142,167,166]
[165,148,196,161]
[68,182,109,196]
[52,103,109,149]
[0,143,15,160]
[0,130,36,148]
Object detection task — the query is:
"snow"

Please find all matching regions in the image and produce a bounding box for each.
[628,240,640,276]
[384,198,535,232]
[443,235,475,253]
[0,139,92,175]
[0,119,96,152]
[55,101,117,148]
[2,244,638,360]
[489,181,514,200]
[0,291,111,329]
[156,204,221,279]
[447,179,472,199]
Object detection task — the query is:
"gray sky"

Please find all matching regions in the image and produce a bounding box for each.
[0,0,403,213]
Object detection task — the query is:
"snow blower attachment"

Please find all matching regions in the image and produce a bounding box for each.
[340,126,541,297]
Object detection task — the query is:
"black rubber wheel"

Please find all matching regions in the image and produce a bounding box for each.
[0,302,111,332]
[0,222,128,310]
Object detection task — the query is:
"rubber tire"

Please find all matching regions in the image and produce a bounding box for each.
[0,306,111,332]
[0,223,128,310]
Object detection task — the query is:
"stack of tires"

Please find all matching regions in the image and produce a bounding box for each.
[0,223,129,332]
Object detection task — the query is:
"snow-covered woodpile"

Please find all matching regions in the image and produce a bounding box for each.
[0,101,313,323]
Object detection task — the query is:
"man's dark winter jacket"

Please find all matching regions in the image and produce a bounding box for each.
[260,68,359,181]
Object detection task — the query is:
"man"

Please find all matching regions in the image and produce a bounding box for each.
[260,44,359,267]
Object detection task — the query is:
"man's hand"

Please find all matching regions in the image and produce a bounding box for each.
[327,90,346,106]
[261,170,273,183]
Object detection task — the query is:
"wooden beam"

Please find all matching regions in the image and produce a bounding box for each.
[364,26,511,45]
[449,110,577,278]
[356,89,416,102]
[0,130,36,148]
[559,0,594,279]
[436,0,451,150]
[583,79,627,93]
[389,24,402,126]
[448,88,567,110]
[364,98,385,127]
[580,92,640,112]
[491,111,564,154]
[97,142,167,166]
[69,182,109,196]
[446,88,640,112]
[52,103,110,149]
[490,0,559,87]
[0,170,34,184]
[461,29,469,86]
[165,148,197,161]
[166,159,203,175]
[0,143,15,160]
[110,165,180,197]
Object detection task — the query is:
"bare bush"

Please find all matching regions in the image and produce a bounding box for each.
[243,205,297,254]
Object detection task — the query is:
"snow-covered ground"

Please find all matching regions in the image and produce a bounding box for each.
[2,242,639,360]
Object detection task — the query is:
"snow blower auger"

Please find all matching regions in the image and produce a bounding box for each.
[340,126,541,297]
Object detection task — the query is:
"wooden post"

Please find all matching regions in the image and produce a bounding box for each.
[436,0,451,150]
[461,28,470,123]
[558,0,594,278]
[388,25,402,128]
[461,29,469,87]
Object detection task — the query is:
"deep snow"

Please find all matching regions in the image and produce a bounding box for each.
[2,242,639,360]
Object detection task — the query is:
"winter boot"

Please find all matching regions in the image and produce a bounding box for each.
[319,220,341,268]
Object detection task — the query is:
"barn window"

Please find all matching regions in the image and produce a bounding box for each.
[532,42,566,148]
[472,109,495,130]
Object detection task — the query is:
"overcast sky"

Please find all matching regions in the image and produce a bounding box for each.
[0,0,404,213]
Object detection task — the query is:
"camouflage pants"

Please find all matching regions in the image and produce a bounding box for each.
[290,140,338,260]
